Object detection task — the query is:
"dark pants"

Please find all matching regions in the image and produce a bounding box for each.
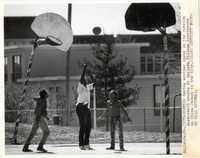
[110,117,124,149]
[76,104,92,146]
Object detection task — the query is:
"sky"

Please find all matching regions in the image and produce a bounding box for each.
[3,0,181,36]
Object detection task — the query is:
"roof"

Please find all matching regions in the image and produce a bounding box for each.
[4,17,37,39]
[4,16,180,49]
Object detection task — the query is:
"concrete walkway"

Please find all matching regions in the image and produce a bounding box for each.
[5,143,182,156]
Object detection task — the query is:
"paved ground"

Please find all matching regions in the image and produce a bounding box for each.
[5,143,182,156]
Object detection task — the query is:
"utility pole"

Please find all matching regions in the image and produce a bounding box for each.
[66,3,72,126]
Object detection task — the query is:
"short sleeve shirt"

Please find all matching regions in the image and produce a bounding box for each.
[107,100,121,117]
[76,82,94,108]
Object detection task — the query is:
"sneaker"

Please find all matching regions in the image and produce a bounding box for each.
[22,148,33,152]
[120,148,125,151]
[37,147,48,152]
[106,147,115,150]
[85,145,93,150]
[79,146,86,150]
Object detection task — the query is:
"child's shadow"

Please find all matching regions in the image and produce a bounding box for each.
[114,149,128,153]
[36,151,55,154]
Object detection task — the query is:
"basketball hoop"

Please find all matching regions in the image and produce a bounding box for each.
[33,36,62,49]
[31,12,73,51]
[46,36,62,46]
[14,12,73,144]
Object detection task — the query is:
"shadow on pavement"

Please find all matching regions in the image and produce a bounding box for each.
[52,144,79,147]
[35,152,55,154]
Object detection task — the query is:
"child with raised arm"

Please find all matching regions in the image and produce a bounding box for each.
[76,63,96,150]
[98,90,132,151]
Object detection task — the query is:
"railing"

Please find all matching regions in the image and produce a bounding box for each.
[5,106,182,133]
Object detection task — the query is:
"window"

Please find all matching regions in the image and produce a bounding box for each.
[154,84,165,116]
[147,57,153,72]
[140,56,146,72]
[12,55,22,82]
[4,57,8,82]
[141,52,181,74]
[140,54,163,74]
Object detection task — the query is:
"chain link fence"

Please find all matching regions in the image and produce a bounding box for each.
[5,106,181,133]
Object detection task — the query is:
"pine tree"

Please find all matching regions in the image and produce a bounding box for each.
[78,34,141,108]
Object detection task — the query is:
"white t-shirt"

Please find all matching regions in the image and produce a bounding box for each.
[76,82,94,108]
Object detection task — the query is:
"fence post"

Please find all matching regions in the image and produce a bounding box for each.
[93,86,97,130]
[143,108,146,131]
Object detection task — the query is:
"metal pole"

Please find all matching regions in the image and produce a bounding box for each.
[105,69,109,131]
[163,25,170,155]
[159,76,163,133]
[93,75,97,130]
[158,20,170,154]
[66,3,72,126]
[143,108,146,131]
[173,95,176,133]
[13,46,35,144]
